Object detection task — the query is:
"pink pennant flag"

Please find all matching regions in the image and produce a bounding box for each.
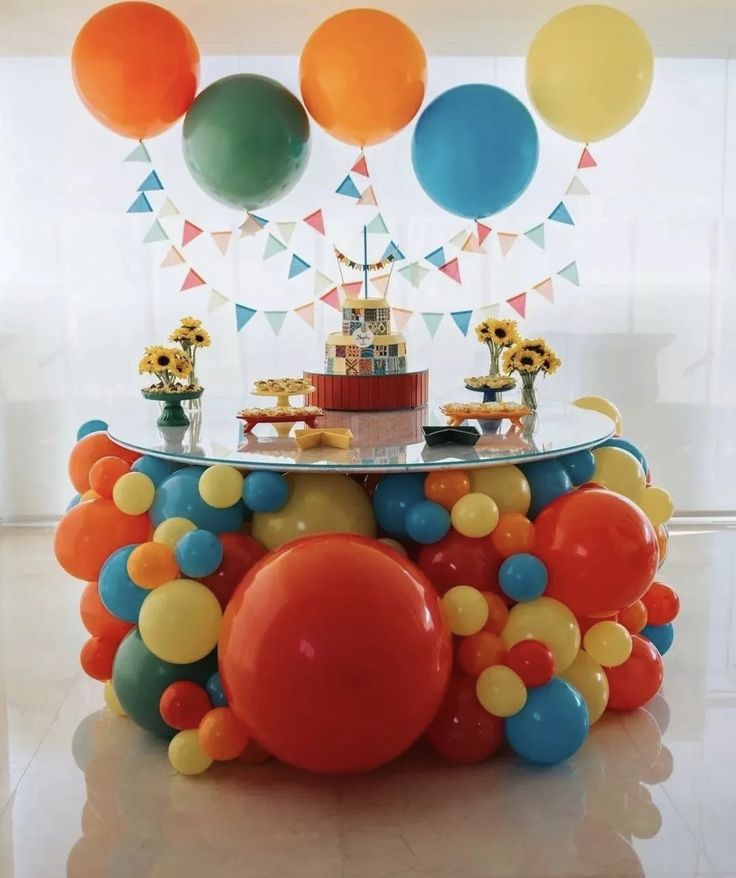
[182,220,203,246]
[320,287,341,310]
[578,147,597,169]
[506,292,527,318]
[342,280,364,298]
[211,231,231,255]
[461,233,484,253]
[438,257,461,284]
[370,273,391,295]
[161,246,185,268]
[357,186,377,206]
[392,308,413,331]
[294,302,316,327]
[351,152,369,177]
[303,209,325,235]
[533,277,555,302]
[497,233,518,257]
[476,221,492,245]
[180,268,206,291]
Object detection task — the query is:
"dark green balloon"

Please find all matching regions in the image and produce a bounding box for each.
[182,74,311,209]
[112,629,217,739]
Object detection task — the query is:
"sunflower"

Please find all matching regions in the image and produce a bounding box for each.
[503,344,544,375]
[474,322,492,343]
[138,354,155,375]
[541,352,562,375]
[172,353,193,379]
[191,328,211,348]
[169,326,195,343]
[474,317,519,347]
[180,315,201,329]
[147,346,178,373]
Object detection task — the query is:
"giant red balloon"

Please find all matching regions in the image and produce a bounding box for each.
[201,532,267,610]
[533,487,658,617]
[417,528,503,597]
[219,534,451,773]
[605,635,664,710]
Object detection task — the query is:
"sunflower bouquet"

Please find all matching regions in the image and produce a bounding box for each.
[502,337,561,411]
[168,316,211,388]
[466,317,520,390]
[139,317,210,394]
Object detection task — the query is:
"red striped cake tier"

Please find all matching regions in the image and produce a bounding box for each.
[304,370,429,412]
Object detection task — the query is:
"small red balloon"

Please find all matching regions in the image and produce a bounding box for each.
[425,674,504,765]
[641,582,680,626]
[160,681,212,731]
[504,639,555,687]
[202,532,267,610]
[417,528,503,597]
[605,635,664,710]
[80,636,119,681]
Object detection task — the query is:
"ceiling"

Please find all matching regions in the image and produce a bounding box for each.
[2,0,736,57]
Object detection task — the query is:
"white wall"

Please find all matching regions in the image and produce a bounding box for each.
[1,54,734,519]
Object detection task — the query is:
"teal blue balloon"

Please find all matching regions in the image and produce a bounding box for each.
[150,466,246,533]
[99,545,149,623]
[411,84,539,219]
[66,493,81,511]
[131,455,175,487]
[560,449,596,486]
[641,623,674,655]
[372,474,427,539]
[77,419,108,440]
[183,74,311,209]
[519,460,573,519]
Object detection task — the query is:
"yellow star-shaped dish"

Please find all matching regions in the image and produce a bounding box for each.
[294,428,354,450]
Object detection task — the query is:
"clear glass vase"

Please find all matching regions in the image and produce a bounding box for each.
[520,377,538,412]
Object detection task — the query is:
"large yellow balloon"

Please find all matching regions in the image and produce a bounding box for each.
[251,473,376,550]
[560,650,609,724]
[442,585,489,636]
[638,486,674,527]
[476,665,527,717]
[169,729,213,776]
[502,596,580,672]
[572,395,623,434]
[139,579,222,664]
[592,447,646,502]
[469,465,531,515]
[526,5,653,143]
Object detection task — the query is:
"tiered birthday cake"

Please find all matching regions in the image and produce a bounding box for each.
[324,298,407,376]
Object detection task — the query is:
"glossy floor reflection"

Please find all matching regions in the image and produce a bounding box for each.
[0,526,733,878]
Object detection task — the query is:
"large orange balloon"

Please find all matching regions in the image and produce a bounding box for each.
[69,433,140,494]
[299,9,426,146]
[72,2,199,140]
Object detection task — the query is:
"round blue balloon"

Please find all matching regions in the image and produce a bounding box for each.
[641,623,674,656]
[243,470,288,512]
[411,84,539,219]
[175,529,223,578]
[560,449,596,486]
[66,493,81,511]
[150,466,246,533]
[372,473,428,539]
[405,500,451,545]
[505,678,589,765]
[499,553,548,602]
[206,672,227,707]
[99,545,149,623]
[600,437,648,473]
[77,419,108,440]
[519,460,573,519]
[132,455,176,487]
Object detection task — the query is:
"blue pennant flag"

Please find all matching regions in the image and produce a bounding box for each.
[251,213,269,228]
[425,247,446,268]
[382,240,405,261]
[336,175,361,198]
[548,202,575,226]
[450,310,473,336]
[137,170,163,192]
[235,304,257,332]
[288,254,311,279]
[127,193,153,214]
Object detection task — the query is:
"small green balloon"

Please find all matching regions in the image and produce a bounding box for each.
[112,629,217,738]
[183,73,311,209]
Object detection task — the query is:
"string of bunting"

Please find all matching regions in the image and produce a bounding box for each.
[334,246,395,272]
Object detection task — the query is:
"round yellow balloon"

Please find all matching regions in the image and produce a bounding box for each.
[502,596,580,672]
[199,465,244,509]
[638,486,674,527]
[476,665,527,717]
[560,650,609,724]
[592,446,646,501]
[584,621,632,668]
[469,465,530,515]
[450,492,499,538]
[379,537,407,556]
[153,517,196,549]
[103,680,127,717]
[112,472,155,515]
[168,729,213,776]
[572,395,624,434]
[251,473,376,550]
[139,579,222,664]
[526,5,653,143]
[442,585,489,636]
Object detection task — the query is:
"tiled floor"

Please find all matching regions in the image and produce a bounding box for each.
[0,525,733,878]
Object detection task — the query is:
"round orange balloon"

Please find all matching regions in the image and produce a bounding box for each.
[72,1,200,140]
[482,592,510,635]
[490,512,535,557]
[69,433,140,494]
[127,541,179,589]
[424,470,471,510]
[457,631,506,677]
[618,599,648,635]
[299,9,426,146]
[198,707,249,761]
[80,636,119,681]
[89,456,131,498]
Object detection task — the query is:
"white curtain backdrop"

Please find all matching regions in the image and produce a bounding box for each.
[0,54,733,520]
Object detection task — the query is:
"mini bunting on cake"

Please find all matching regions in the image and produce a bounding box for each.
[263,234,288,259]
[124,142,151,163]
[357,186,377,206]
[336,175,361,198]
[424,247,445,268]
[351,152,369,177]
[450,310,473,336]
[313,270,334,295]
[182,220,203,246]
[210,231,231,255]
[180,268,206,291]
[565,176,590,196]
[392,307,413,330]
[476,221,492,245]
[497,233,518,257]
[160,246,185,268]
[533,277,555,302]
[208,289,230,312]
[265,311,288,335]
[303,209,325,235]
[235,304,257,331]
[506,292,527,318]
[334,246,395,272]
[277,222,297,244]
[548,202,574,225]
[158,198,179,218]
[320,288,341,310]
[127,193,152,214]
[366,213,388,234]
[137,170,163,192]
[294,302,315,327]
[524,224,545,249]
[142,220,168,244]
[578,147,597,169]
[422,312,443,337]
[461,233,484,254]
[557,261,580,285]
[370,273,391,295]
[439,257,462,284]
[288,254,311,279]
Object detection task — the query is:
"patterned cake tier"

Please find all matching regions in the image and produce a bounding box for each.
[341,297,392,336]
[326,297,408,377]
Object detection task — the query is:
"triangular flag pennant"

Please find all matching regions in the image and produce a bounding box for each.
[208,289,230,312]
[366,213,388,234]
[399,263,431,287]
[422,312,444,338]
[451,310,473,336]
[320,288,341,310]
[383,241,404,261]
[476,303,501,320]
[288,254,311,279]
[439,258,462,284]
[342,281,364,298]
[277,222,297,244]
[525,224,546,249]
[127,193,152,214]
[211,231,231,255]
[548,202,575,225]
[235,304,257,331]
[265,311,288,335]
[370,273,391,295]
[303,209,325,235]
[578,147,597,169]
[357,186,377,206]
[142,220,168,243]
[566,176,590,196]
[313,270,334,294]
[506,293,527,318]
[351,152,369,176]
[251,214,269,228]
[161,246,185,268]
[158,198,179,218]
[180,268,206,291]
[137,170,163,192]
[557,261,580,286]
[263,234,288,259]
[476,222,492,245]
[497,233,518,257]
[449,229,469,248]
[336,175,361,198]
[294,302,316,328]
[124,142,151,163]
[240,213,263,237]
[461,233,484,254]
[392,308,413,331]
[182,220,203,246]
[533,278,555,302]
[425,247,446,268]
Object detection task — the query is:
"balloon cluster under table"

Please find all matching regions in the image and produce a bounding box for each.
[55,418,677,775]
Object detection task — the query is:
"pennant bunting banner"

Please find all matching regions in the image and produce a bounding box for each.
[288,254,311,279]
[342,280,364,298]
[383,241,405,261]
[263,234,288,259]
[303,209,325,235]
[548,202,575,225]
[210,231,231,255]
[182,220,204,246]
[425,247,446,268]
[566,176,590,196]
[239,214,263,238]
[392,308,413,331]
[142,220,168,244]
[461,233,484,254]
[370,273,391,295]
[497,233,518,257]
[137,170,163,192]
[533,277,555,302]
[357,186,377,206]
[208,289,230,312]
[161,246,185,268]
[180,268,206,291]
[557,261,580,286]
[351,153,369,177]
[265,311,288,335]
[313,270,334,295]
[578,147,597,169]
[334,246,395,272]
[320,288,341,310]
[158,198,179,218]
[336,175,361,198]
[525,223,545,249]
[422,312,444,338]
[276,221,297,244]
[476,222,492,245]
[439,257,462,284]
[127,193,152,214]
[124,142,151,163]
[235,304,257,332]
[294,302,315,327]
[450,310,473,336]
[449,229,470,248]
[506,292,527,318]
[365,213,388,234]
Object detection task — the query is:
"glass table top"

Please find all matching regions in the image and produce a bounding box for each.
[107,398,614,473]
